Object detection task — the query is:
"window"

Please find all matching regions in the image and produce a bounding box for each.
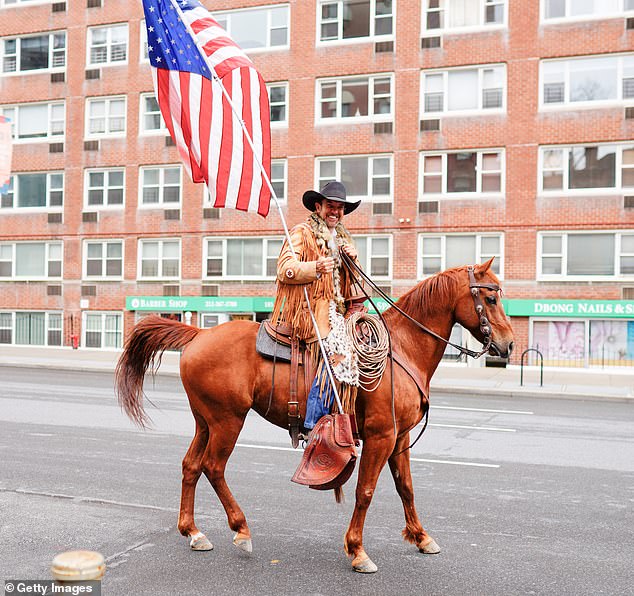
[420,150,503,197]
[0,172,63,209]
[2,31,65,74]
[539,144,634,192]
[421,64,505,117]
[139,93,167,134]
[267,83,288,125]
[541,0,632,22]
[423,0,506,34]
[0,242,62,279]
[1,101,64,141]
[318,0,393,42]
[419,234,503,277]
[84,240,123,279]
[0,312,62,346]
[538,231,634,278]
[84,312,123,348]
[353,235,392,278]
[213,4,289,50]
[318,73,393,121]
[317,154,392,204]
[85,96,126,138]
[139,165,181,206]
[140,19,149,63]
[138,239,180,279]
[271,159,287,202]
[85,168,124,208]
[87,24,128,66]
[541,54,634,108]
[1,0,51,6]
[204,237,283,278]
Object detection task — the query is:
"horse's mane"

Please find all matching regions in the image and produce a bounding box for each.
[391,267,463,320]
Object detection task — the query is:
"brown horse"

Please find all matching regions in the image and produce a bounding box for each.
[115,259,514,573]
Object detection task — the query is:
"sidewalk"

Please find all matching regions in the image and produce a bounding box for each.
[0,345,633,402]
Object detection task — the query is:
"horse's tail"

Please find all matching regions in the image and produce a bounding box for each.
[115,315,200,429]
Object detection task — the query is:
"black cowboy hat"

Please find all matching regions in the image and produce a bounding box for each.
[302,181,361,215]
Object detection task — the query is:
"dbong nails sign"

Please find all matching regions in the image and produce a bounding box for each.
[503,299,634,318]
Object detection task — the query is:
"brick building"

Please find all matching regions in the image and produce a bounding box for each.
[1,0,633,367]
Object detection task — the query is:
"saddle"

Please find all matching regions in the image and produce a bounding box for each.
[256,320,316,447]
[291,413,358,491]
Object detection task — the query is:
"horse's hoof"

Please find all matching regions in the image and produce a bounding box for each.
[190,533,214,551]
[233,532,253,553]
[418,537,440,554]
[352,554,378,573]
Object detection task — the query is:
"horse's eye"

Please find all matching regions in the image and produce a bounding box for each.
[486,295,497,305]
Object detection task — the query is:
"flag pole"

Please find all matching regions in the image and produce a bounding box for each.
[168,0,346,415]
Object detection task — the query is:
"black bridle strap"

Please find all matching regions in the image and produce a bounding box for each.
[341,252,496,359]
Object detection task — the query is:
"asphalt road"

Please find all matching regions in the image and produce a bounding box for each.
[0,365,632,596]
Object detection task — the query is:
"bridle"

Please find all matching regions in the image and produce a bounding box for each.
[341,253,500,359]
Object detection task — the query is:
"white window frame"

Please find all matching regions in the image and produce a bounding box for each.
[1,101,65,143]
[1,171,63,211]
[417,233,504,279]
[0,0,52,6]
[82,311,124,349]
[213,4,290,53]
[540,0,634,24]
[85,95,127,139]
[317,0,395,45]
[316,153,393,203]
[138,239,181,280]
[83,239,124,280]
[539,53,634,111]
[267,82,288,126]
[422,0,507,36]
[420,64,506,118]
[0,241,63,280]
[419,149,505,199]
[139,19,149,64]
[1,30,66,75]
[316,73,394,123]
[537,230,634,281]
[139,165,182,208]
[203,236,284,280]
[270,159,287,203]
[84,168,125,209]
[86,23,128,67]
[139,92,167,135]
[538,143,634,195]
[352,234,393,280]
[0,310,63,347]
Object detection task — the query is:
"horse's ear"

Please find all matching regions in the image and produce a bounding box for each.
[478,257,495,272]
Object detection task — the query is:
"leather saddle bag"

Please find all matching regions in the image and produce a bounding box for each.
[291,413,358,491]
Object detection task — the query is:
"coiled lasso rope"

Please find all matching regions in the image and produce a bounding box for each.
[346,312,390,392]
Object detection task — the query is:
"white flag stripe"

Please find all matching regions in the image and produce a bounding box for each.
[207,77,223,205]
[188,74,202,171]
[248,69,264,212]
[202,45,249,70]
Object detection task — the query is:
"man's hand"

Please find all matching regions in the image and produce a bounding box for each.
[341,243,358,260]
[316,256,335,274]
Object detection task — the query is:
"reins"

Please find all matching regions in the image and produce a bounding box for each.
[341,252,497,359]
[340,253,501,454]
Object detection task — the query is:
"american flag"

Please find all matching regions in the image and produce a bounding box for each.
[142,0,271,217]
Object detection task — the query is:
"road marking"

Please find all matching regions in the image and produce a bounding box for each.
[430,423,516,432]
[433,405,534,415]
[237,442,297,452]
[411,457,500,468]
[237,443,501,469]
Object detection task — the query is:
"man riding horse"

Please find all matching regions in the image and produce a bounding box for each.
[270,181,365,428]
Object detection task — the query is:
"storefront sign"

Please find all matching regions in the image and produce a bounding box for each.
[126,295,391,313]
[504,299,634,318]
